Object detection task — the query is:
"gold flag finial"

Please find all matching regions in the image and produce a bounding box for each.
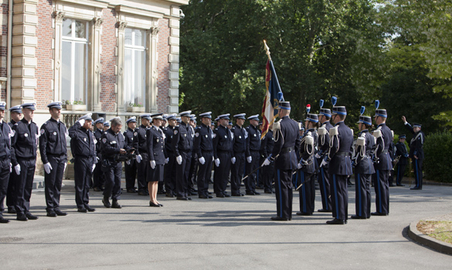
[263,40,272,61]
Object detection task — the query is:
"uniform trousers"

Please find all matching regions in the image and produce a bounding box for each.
[413,158,423,189]
[197,151,213,196]
[176,151,191,198]
[317,164,332,211]
[374,170,390,214]
[296,170,315,214]
[396,163,407,185]
[74,156,93,208]
[6,172,15,211]
[355,173,371,218]
[230,152,245,195]
[92,159,104,189]
[184,152,193,192]
[164,153,176,194]
[275,169,293,219]
[214,151,231,195]
[124,158,137,190]
[0,159,10,215]
[137,153,149,192]
[262,162,274,193]
[14,158,36,215]
[104,162,122,201]
[330,174,348,221]
[245,151,260,193]
[44,155,66,211]
[188,152,198,191]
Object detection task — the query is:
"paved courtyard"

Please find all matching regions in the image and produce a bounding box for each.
[2,180,451,269]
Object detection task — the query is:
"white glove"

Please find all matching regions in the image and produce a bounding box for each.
[95,156,99,163]
[126,160,131,165]
[44,162,53,174]
[199,156,206,165]
[297,163,302,169]
[136,154,142,163]
[214,158,220,167]
[212,156,215,161]
[64,163,67,172]
[320,159,327,167]
[315,153,321,159]
[176,155,182,165]
[262,158,271,167]
[14,164,20,175]
[247,156,252,163]
[78,119,86,126]
[165,157,169,164]
[231,157,236,164]
[92,164,96,172]
[9,163,12,173]
[150,160,156,169]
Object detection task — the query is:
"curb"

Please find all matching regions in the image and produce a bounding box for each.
[408,220,452,255]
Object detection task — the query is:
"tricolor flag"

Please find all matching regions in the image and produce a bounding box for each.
[261,59,283,139]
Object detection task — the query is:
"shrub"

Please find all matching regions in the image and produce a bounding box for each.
[424,131,452,183]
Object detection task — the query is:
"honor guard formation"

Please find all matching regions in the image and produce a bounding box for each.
[0,98,425,224]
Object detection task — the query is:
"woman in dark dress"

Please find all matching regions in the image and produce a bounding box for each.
[147,114,166,207]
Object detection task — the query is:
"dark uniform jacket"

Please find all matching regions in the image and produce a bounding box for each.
[328,121,353,176]
[147,126,166,165]
[163,126,175,156]
[231,124,247,157]
[246,125,261,156]
[94,129,104,160]
[136,125,148,155]
[260,129,274,158]
[405,123,425,160]
[0,120,12,161]
[39,118,68,164]
[395,141,409,165]
[68,121,96,159]
[271,116,300,171]
[101,129,126,161]
[172,122,193,156]
[299,129,318,174]
[11,118,39,166]
[318,121,333,154]
[213,125,233,159]
[123,128,138,152]
[194,123,213,158]
[354,130,376,175]
[374,123,393,171]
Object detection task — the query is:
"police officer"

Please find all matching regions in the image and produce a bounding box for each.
[372,104,392,215]
[230,113,247,196]
[158,115,169,195]
[262,101,300,221]
[193,112,214,199]
[172,110,194,200]
[245,114,261,195]
[92,118,105,192]
[39,102,68,217]
[6,105,22,214]
[124,117,139,193]
[11,103,39,221]
[213,113,233,197]
[260,126,274,194]
[101,117,127,208]
[402,116,425,190]
[0,102,12,223]
[163,114,177,197]
[103,121,110,131]
[187,115,198,195]
[68,114,96,213]
[327,103,353,225]
[295,113,318,216]
[317,101,333,212]
[395,134,409,186]
[351,113,375,219]
[147,113,166,207]
[136,114,151,195]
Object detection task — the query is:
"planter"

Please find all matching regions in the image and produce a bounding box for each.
[66,104,87,111]
[127,106,145,113]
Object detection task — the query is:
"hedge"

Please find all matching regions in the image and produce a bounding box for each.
[424,131,452,183]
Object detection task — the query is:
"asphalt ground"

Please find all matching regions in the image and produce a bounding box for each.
[1,179,452,269]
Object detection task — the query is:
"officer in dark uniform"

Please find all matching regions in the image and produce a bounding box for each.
[0,102,12,223]
[388,132,396,187]
[213,113,233,197]
[295,113,318,216]
[194,112,214,199]
[402,116,425,190]
[163,114,177,197]
[230,113,247,196]
[187,115,197,196]
[372,103,392,215]
[147,113,166,207]
[317,101,333,212]
[6,105,22,214]
[92,118,105,191]
[260,127,274,193]
[157,115,168,195]
[351,113,375,219]
[11,103,39,221]
[327,104,353,224]
[68,114,96,213]
[39,102,68,217]
[103,121,110,131]
[136,114,151,195]
[101,117,127,208]
[262,101,299,221]
[395,134,409,186]
[123,117,139,193]
[245,114,261,195]
[172,110,194,200]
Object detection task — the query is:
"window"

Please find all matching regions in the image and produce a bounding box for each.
[61,18,88,105]
[124,28,146,109]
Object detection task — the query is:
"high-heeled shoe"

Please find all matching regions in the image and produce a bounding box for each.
[149,201,163,207]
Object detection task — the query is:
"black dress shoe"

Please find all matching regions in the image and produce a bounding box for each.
[55,209,67,216]
[102,198,111,208]
[166,193,174,198]
[93,187,103,192]
[318,209,333,212]
[17,214,28,221]
[397,184,405,186]
[137,190,148,196]
[326,218,347,224]
[410,187,422,190]
[245,191,255,195]
[231,193,244,196]
[7,208,16,214]
[216,193,225,198]
[271,216,290,221]
[223,193,231,197]
[371,212,388,216]
[177,197,189,201]
[127,189,137,193]
[78,207,87,213]
[389,184,396,187]
[350,215,366,219]
[264,190,273,194]
[0,216,9,223]
[149,201,163,207]
[111,200,121,209]
[199,195,209,199]
[47,211,57,217]
[296,212,313,216]
[85,205,95,212]
[253,191,261,195]
[26,213,38,220]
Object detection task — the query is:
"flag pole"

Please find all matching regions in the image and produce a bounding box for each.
[263,40,272,61]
